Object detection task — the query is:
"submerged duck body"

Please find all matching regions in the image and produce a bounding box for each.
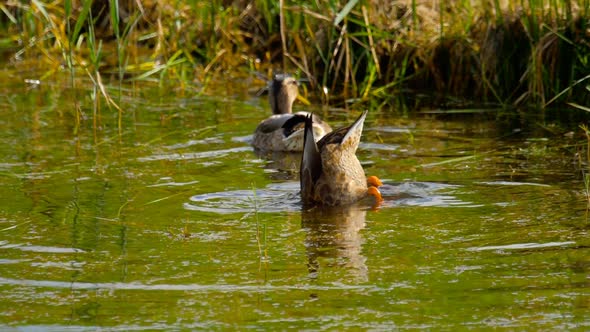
[252,75,331,152]
[300,111,383,206]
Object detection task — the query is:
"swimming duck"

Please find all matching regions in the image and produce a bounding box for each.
[300,110,383,206]
[252,74,331,152]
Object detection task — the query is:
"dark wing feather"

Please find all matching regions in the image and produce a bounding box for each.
[281,113,307,138]
[316,125,349,148]
[255,114,291,134]
[300,114,322,203]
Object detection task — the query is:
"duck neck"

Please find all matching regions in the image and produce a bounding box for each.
[271,92,293,114]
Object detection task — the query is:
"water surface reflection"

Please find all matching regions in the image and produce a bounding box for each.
[302,206,369,283]
[2,78,589,329]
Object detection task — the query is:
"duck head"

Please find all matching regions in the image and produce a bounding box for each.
[269,74,299,115]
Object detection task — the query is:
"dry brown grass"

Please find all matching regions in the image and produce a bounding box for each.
[2,0,588,108]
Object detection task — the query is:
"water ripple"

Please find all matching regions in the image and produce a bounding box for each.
[184,181,472,214]
[147,180,200,187]
[379,182,476,208]
[184,182,301,214]
[0,242,85,254]
[476,181,551,187]
[164,137,224,150]
[138,146,251,162]
[359,142,400,151]
[467,241,576,252]
[0,277,386,292]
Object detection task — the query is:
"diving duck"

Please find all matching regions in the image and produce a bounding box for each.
[252,74,332,152]
[300,110,383,206]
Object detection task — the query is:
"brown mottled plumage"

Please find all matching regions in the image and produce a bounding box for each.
[252,74,331,152]
[300,111,383,206]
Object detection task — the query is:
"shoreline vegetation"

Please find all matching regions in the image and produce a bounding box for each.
[0,0,589,111]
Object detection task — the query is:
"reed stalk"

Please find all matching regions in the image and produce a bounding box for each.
[2,0,588,116]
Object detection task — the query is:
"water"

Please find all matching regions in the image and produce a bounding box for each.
[1,74,589,330]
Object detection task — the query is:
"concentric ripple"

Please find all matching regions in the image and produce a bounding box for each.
[184,181,471,214]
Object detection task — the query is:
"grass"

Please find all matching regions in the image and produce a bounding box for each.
[579,124,590,204]
[250,183,268,264]
[1,0,589,112]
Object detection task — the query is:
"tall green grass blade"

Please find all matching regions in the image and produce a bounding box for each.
[411,0,417,30]
[110,0,124,98]
[64,0,73,70]
[87,24,102,66]
[110,0,120,38]
[30,0,52,26]
[122,12,142,41]
[132,50,187,82]
[72,0,92,44]
[527,0,539,40]
[545,73,590,107]
[542,23,574,45]
[1,4,17,24]
[334,0,358,26]
[492,0,503,25]
[439,0,444,38]
[64,0,71,20]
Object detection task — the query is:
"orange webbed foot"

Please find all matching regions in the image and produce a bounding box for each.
[367,175,383,188]
[367,186,383,205]
[367,176,383,207]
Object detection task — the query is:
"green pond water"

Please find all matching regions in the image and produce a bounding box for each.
[0,73,589,330]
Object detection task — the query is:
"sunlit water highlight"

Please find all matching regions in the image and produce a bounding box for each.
[1,77,589,330]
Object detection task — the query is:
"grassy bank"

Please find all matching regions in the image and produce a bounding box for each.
[1,0,589,109]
